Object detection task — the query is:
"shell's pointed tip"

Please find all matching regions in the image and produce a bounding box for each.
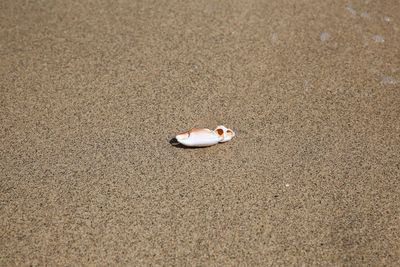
[227,128,235,138]
[214,125,235,143]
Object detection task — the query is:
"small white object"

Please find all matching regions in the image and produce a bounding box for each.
[372,35,384,43]
[320,32,330,42]
[360,12,369,18]
[381,76,398,85]
[346,5,357,16]
[271,33,278,44]
[175,126,235,147]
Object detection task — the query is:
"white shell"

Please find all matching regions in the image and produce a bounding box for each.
[175,126,235,147]
[215,125,235,143]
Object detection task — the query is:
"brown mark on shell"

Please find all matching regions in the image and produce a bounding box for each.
[226,129,235,138]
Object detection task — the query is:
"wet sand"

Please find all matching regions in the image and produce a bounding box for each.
[1,0,399,265]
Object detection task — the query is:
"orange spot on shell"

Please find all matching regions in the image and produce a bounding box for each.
[215,128,224,136]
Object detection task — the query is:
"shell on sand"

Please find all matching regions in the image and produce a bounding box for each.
[175,126,235,147]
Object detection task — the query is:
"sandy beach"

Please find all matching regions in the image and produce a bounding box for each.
[1,0,399,265]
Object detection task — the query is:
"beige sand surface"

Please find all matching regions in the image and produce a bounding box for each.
[1,0,399,265]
